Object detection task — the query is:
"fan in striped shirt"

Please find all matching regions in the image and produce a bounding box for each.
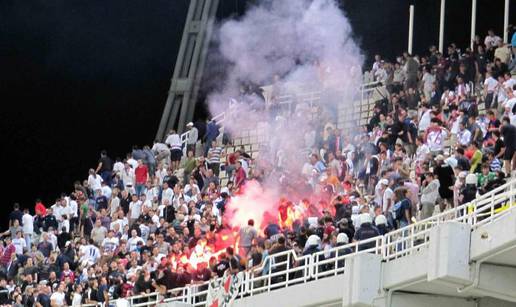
[207,141,223,176]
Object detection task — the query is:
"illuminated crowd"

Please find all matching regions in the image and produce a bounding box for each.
[1,29,516,306]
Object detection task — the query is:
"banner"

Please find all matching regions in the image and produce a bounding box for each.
[206,271,244,307]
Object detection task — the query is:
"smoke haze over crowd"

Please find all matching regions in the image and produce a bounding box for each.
[209,0,364,228]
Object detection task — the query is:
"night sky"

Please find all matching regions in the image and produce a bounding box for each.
[0,0,509,225]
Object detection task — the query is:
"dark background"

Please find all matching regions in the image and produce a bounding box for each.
[0,0,510,226]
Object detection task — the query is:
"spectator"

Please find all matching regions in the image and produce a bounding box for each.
[96,150,113,186]
[165,130,183,171]
[237,219,257,257]
[501,117,516,175]
[134,160,149,196]
[420,172,440,219]
[186,122,199,155]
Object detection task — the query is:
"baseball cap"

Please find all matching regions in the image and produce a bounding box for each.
[186,122,194,127]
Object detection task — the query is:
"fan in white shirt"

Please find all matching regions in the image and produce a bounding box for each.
[161,185,174,205]
[128,196,142,221]
[110,215,128,233]
[145,186,159,204]
[80,242,100,266]
[22,213,32,232]
[165,132,182,149]
[101,231,119,254]
[127,157,138,170]
[87,169,103,191]
[484,31,502,49]
[113,160,125,175]
[484,75,498,93]
[457,123,472,146]
[101,183,112,199]
[21,210,34,248]
[50,285,66,306]
[121,165,136,192]
[109,195,121,217]
[138,194,152,210]
[68,198,79,219]
[127,229,144,252]
[12,232,26,255]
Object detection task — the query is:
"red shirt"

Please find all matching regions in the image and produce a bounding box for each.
[135,165,148,184]
[35,202,46,216]
[227,153,237,165]
[1,244,15,266]
[60,269,75,281]
[234,167,246,187]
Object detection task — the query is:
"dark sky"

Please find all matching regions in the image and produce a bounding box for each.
[0,0,510,225]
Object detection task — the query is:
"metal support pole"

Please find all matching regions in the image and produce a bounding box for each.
[408,5,414,55]
[439,0,446,53]
[504,0,510,43]
[470,0,477,50]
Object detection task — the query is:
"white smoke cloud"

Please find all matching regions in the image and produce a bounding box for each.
[208,0,364,227]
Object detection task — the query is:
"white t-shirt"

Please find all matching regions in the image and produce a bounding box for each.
[88,174,103,191]
[69,200,78,218]
[127,158,138,170]
[146,187,159,203]
[101,237,119,253]
[50,291,65,306]
[129,201,142,219]
[162,188,173,205]
[22,213,33,234]
[504,97,516,112]
[12,238,26,255]
[484,35,502,48]
[382,187,394,212]
[419,110,432,132]
[110,218,128,232]
[504,79,516,91]
[81,245,100,263]
[142,199,153,210]
[484,76,498,92]
[457,129,472,146]
[139,224,150,241]
[127,236,144,252]
[121,168,135,187]
[165,134,182,150]
[72,293,82,306]
[102,185,112,199]
[113,161,125,175]
[59,205,73,220]
[110,197,120,216]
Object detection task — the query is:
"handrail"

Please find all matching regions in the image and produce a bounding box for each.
[114,177,516,307]
[177,80,386,150]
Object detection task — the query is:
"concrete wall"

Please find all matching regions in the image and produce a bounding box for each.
[233,275,344,307]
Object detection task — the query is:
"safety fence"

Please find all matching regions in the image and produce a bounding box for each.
[84,178,516,307]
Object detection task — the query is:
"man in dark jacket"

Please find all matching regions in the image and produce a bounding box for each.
[434,155,455,212]
[354,214,380,251]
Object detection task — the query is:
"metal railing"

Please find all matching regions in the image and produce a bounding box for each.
[178,80,386,150]
[102,178,516,307]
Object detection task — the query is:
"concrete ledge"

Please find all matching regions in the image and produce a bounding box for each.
[343,253,382,307]
[428,222,471,285]
[382,248,428,289]
[233,275,344,307]
[471,210,516,262]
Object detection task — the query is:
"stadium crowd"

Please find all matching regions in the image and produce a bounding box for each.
[1,29,516,306]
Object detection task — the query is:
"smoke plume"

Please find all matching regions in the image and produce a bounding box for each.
[209,0,364,228]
